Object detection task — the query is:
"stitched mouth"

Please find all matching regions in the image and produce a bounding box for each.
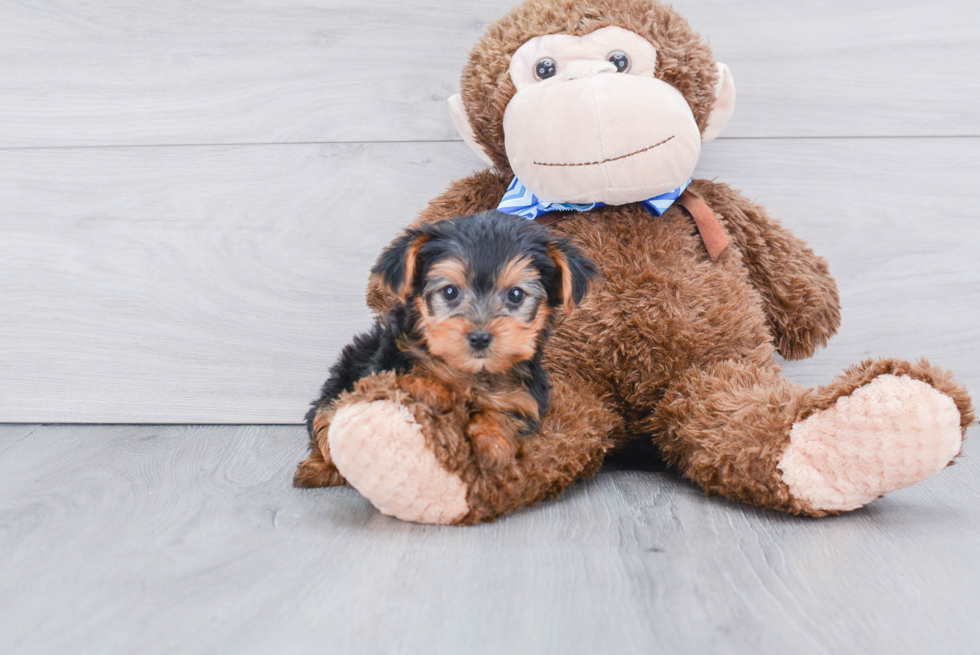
[533,135,675,167]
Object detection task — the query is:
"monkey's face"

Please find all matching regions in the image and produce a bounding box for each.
[415,255,551,375]
[448,5,736,207]
[503,27,701,205]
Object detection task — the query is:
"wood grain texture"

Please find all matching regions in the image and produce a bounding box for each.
[0,142,474,423]
[0,425,42,456]
[0,0,977,148]
[0,423,978,655]
[2,137,978,423]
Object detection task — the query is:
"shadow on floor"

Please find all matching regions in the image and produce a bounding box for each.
[600,439,670,473]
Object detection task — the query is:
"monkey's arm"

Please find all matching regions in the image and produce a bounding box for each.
[695,179,841,361]
[366,169,510,315]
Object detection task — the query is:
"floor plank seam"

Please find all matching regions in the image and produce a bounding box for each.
[0,134,977,152]
[0,425,44,455]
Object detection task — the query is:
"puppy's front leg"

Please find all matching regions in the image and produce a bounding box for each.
[396,375,455,413]
[466,411,520,470]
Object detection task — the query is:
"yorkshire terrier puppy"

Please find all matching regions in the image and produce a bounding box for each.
[294,211,597,487]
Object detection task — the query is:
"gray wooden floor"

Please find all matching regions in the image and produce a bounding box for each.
[2,1,979,653]
[3,424,980,655]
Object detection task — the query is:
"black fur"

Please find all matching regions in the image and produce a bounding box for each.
[372,211,597,311]
[307,212,597,442]
[304,305,416,436]
[510,350,552,434]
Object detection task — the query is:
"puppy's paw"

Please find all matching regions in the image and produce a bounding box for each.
[397,375,455,413]
[466,413,519,470]
[293,454,346,488]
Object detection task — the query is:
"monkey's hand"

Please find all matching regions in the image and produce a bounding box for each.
[695,180,841,360]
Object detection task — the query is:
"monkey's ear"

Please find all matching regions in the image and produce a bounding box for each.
[547,240,598,315]
[371,230,430,301]
[448,94,495,166]
[702,63,736,144]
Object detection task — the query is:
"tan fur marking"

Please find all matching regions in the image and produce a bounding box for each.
[548,246,576,315]
[478,387,540,420]
[467,411,520,469]
[397,235,431,300]
[530,300,551,334]
[413,295,429,319]
[428,259,468,288]
[497,256,538,290]
[424,315,483,374]
[479,315,539,373]
[402,349,538,422]
[397,375,456,413]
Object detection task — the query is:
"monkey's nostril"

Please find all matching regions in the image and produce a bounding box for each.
[467,330,493,351]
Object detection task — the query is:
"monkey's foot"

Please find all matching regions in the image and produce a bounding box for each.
[328,399,469,524]
[778,368,967,514]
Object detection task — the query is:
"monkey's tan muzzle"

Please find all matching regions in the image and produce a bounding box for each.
[503,73,702,206]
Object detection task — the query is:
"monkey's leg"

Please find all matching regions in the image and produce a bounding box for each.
[293,405,346,488]
[649,358,973,515]
[325,370,622,524]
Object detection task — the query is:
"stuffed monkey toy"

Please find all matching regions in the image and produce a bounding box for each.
[295,0,974,524]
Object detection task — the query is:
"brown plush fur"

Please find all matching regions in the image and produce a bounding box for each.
[328,369,622,524]
[325,0,975,523]
[401,354,545,472]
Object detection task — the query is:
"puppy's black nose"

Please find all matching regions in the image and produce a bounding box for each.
[467,329,493,351]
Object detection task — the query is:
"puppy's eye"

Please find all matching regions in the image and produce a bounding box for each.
[534,58,557,80]
[607,52,630,73]
[506,287,526,305]
[441,285,460,302]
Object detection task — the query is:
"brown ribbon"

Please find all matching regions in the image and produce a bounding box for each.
[531,212,567,227]
[533,190,729,261]
[675,190,729,261]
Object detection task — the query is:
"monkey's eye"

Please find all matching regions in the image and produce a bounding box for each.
[534,58,557,80]
[607,52,630,73]
[505,287,526,305]
[441,285,460,302]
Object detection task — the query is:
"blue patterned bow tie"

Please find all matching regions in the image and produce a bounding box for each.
[497,177,692,220]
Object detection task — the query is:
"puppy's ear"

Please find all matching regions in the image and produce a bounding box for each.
[547,238,598,315]
[372,229,430,301]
